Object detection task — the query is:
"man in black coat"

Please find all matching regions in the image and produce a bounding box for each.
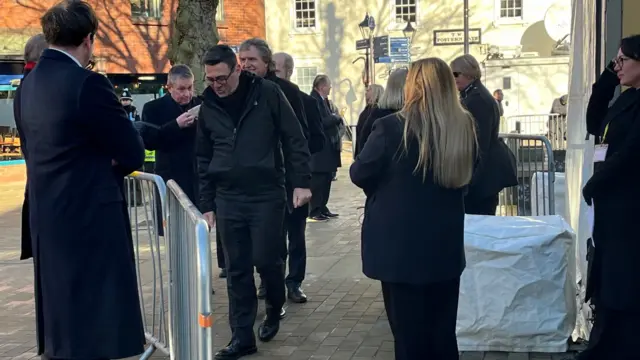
[16,33,48,262]
[273,51,325,303]
[138,64,202,203]
[238,39,319,303]
[451,55,517,215]
[309,75,342,221]
[13,1,146,359]
[197,45,311,360]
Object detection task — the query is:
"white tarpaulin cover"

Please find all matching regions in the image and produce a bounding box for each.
[457,215,576,352]
[565,0,597,339]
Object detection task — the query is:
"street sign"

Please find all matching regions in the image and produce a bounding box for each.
[433,29,482,46]
[373,36,389,57]
[389,37,410,63]
[355,38,370,50]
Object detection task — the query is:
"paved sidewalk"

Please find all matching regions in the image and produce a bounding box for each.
[0,169,577,360]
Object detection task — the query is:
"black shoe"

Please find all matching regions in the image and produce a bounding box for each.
[307,215,329,222]
[257,283,266,299]
[322,211,339,218]
[214,341,257,360]
[258,317,280,342]
[219,268,227,278]
[287,286,308,303]
[280,307,286,319]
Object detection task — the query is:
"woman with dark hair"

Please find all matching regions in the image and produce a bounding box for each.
[579,34,640,360]
[16,33,48,261]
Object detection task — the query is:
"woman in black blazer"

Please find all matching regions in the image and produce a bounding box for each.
[355,68,408,157]
[355,84,383,156]
[350,58,477,360]
[578,34,640,360]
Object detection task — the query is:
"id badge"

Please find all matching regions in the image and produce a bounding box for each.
[593,144,608,162]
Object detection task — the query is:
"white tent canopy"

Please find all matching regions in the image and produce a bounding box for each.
[566,0,598,339]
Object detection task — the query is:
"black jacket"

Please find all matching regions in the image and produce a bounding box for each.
[300,91,325,154]
[310,89,341,173]
[196,72,311,213]
[583,67,640,311]
[350,114,466,284]
[265,72,308,138]
[356,106,396,157]
[460,80,517,202]
[138,94,202,203]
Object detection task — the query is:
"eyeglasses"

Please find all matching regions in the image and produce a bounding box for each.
[206,67,235,85]
[614,56,631,68]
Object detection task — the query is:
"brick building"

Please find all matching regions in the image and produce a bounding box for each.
[0,0,265,75]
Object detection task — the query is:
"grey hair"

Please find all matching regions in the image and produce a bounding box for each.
[24,33,48,63]
[450,54,482,80]
[312,74,330,89]
[167,64,194,84]
[378,68,408,110]
[274,52,294,75]
[368,84,384,104]
[239,37,275,71]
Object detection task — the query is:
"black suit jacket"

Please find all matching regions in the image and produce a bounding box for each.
[350,114,466,284]
[15,49,145,358]
[15,68,32,260]
[310,90,341,173]
[300,91,325,154]
[138,94,201,203]
[461,80,516,201]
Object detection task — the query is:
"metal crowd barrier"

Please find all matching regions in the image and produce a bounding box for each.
[504,113,567,150]
[166,179,213,360]
[497,134,556,216]
[124,172,213,360]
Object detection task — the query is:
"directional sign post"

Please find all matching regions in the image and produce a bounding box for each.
[373,36,389,63]
[389,37,410,63]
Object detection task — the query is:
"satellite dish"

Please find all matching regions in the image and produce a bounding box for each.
[544,0,572,41]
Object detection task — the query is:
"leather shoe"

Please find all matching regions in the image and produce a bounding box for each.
[258,318,280,342]
[257,283,266,299]
[322,211,339,218]
[287,286,308,303]
[214,341,257,360]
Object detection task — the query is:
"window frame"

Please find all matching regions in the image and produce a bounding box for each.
[290,0,320,34]
[130,0,163,20]
[216,0,224,21]
[295,66,319,94]
[494,0,525,25]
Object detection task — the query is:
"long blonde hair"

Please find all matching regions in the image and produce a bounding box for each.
[400,57,477,188]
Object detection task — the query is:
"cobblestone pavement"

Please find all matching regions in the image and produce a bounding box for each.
[0,161,577,360]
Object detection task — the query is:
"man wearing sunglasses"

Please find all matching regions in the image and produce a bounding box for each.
[197,44,311,360]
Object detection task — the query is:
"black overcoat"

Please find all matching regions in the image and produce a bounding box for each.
[14,49,146,359]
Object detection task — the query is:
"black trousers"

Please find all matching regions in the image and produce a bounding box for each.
[215,228,225,269]
[309,172,333,217]
[216,198,286,345]
[464,194,499,216]
[282,204,308,287]
[577,305,640,360]
[381,278,460,360]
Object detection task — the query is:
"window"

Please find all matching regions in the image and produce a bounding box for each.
[499,0,523,19]
[293,0,317,29]
[216,0,224,21]
[131,0,162,19]
[296,67,318,94]
[394,0,417,23]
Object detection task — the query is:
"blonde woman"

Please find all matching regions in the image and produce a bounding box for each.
[350,58,477,360]
[355,68,408,156]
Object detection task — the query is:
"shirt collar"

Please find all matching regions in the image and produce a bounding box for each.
[49,47,83,67]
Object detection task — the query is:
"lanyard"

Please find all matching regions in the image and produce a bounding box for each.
[601,122,610,143]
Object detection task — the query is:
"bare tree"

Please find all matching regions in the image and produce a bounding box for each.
[169,0,219,93]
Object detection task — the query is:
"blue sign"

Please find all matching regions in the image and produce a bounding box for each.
[389,37,410,63]
[376,56,391,63]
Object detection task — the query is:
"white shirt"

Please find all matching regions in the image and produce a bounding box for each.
[49,47,82,67]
